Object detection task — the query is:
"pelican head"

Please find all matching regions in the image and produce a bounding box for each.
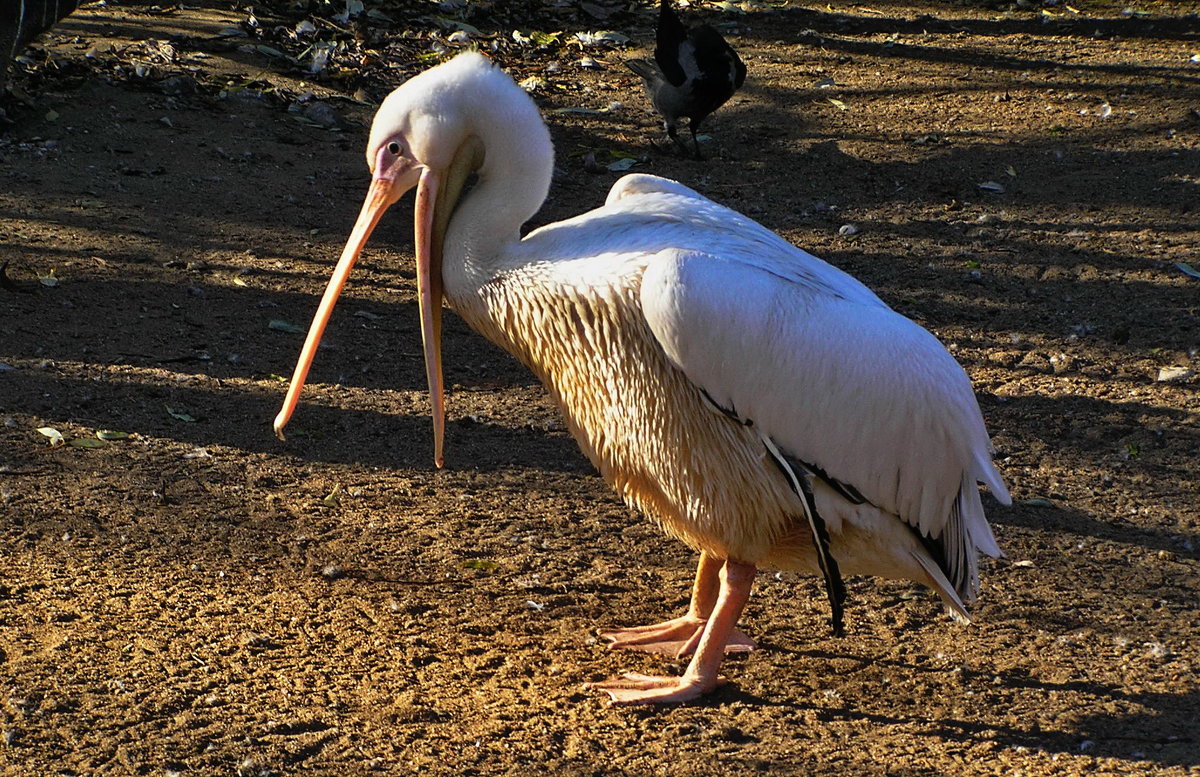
[272,53,547,466]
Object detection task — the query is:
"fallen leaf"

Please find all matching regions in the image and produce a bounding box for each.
[513,30,561,47]
[1156,366,1194,383]
[826,97,848,111]
[322,484,342,507]
[165,406,197,423]
[1012,559,1036,568]
[518,76,546,92]
[253,44,288,59]
[353,310,382,321]
[37,427,65,445]
[575,30,631,46]
[96,430,129,440]
[1175,262,1200,280]
[607,157,638,172]
[462,559,499,572]
[428,16,481,34]
[1021,497,1054,508]
[549,106,606,115]
[268,319,305,334]
[978,181,1006,193]
[68,437,108,449]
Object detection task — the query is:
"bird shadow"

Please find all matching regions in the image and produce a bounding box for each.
[708,659,1200,769]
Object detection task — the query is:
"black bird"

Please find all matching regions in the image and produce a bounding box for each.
[625,0,746,159]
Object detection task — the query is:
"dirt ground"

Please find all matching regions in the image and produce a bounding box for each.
[1,0,1198,774]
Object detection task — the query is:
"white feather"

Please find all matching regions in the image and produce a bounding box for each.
[621,176,1010,574]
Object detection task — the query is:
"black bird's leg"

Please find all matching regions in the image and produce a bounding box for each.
[666,122,692,157]
[688,123,704,160]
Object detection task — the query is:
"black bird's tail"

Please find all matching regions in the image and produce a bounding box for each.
[654,0,688,85]
[625,57,662,83]
[657,0,687,43]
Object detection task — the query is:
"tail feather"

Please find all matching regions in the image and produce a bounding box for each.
[910,550,971,624]
[625,58,662,82]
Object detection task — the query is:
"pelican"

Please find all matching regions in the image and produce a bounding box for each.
[273,52,1011,706]
[626,0,747,158]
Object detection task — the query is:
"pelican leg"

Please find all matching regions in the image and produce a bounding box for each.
[588,559,756,705]
[597,551,756,656]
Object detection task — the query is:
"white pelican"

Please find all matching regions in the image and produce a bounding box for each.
[626,0,747,158]
[273,52,1011,705]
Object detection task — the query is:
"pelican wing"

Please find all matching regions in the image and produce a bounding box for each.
[638,239,1009,562]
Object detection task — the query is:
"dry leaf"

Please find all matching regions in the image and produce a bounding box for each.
[38,427,65,445]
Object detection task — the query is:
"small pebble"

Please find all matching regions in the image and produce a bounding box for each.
[159,75,198,96]
[581,152,604,174]
[838,223,859,236]
[302,102,344,129]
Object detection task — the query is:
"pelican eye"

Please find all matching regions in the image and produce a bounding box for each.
[387,141,402,155]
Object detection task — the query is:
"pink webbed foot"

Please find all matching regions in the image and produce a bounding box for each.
[585,672,727,706]
[597,616,756,657]
[588,557,756,706]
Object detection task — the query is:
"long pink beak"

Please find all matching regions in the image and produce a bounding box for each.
[273,166,446,468]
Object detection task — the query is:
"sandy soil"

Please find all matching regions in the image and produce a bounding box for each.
[1,1,1198,774]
